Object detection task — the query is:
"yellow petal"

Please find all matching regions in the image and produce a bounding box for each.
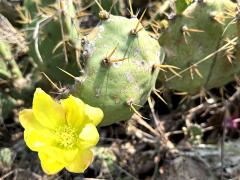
[78,123,99,149]
[84,104,104,126]
[24,129,56,151]
[66,149,93,173]
[33,88,65,129]
[61,95,86,129]
[40,146,78,165]
[19,109,43,130]
[38,151,64,175]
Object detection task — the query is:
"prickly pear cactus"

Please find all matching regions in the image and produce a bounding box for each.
[0,42,23,80]
[0,148,15,171]
[73,14,164,126]
[158,0,240,93]
[0,14,28,80]
[0,42,11,79]
[23,0,81,83]
[0,14,29,121]
[0,41,17,122]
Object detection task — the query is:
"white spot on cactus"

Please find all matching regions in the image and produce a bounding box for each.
[157,50,160,59]
[84,41,96,58]
[136,59,145,66]
[95,88,101,97]
[97,34,102,39]
[134,49,141,58]
[126,72,134,83]
[107,18,114,22]
[157,49,165,64]
[198,46,204,54]
[99,25,104,32]
[96,26,105,39]
[132,59,148,71]
[132,85,141,95]
[90,42,96,50]
[112,61,123,68]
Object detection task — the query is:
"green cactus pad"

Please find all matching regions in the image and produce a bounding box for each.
[159,0,240,94]
[24,0,81,84]
[73,15,164,126]
[0,42,11,79]
[0,14,27,80]
[0,148,15,171]
[0,92,17,122]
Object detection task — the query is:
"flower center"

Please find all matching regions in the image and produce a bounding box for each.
[55,125,78,149]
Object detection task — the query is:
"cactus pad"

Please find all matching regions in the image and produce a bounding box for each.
[73,15,164,126]
[24,0,81,84]
[159,0,240,93]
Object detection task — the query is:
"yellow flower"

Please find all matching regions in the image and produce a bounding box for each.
[19,88,103,174]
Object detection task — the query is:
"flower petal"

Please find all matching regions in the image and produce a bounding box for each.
[78,123,99,149]
[66,149,93,173]
[40,146,78,165]
[84,104,104,126]
[19,109,44,130]
[61,95,86,129]
[38,152,64,175]
[33,88,65,129]
[24,129,56,151]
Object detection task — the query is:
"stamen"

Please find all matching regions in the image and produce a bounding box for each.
[55,125,78,149]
